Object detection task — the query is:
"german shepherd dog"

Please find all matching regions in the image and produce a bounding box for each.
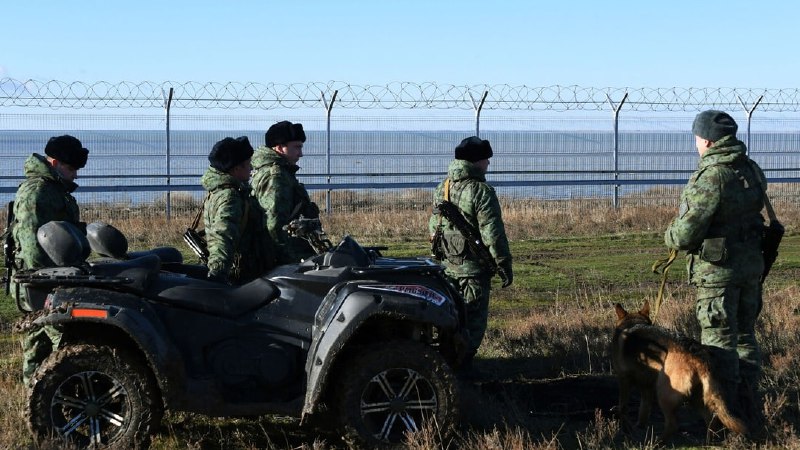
[611,302,748,442]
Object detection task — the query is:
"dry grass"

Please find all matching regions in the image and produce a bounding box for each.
[2,191,800,449]
[9,286,800,449]
[67,189,799,252]
[0,335,28,450]
[3,183,795,250]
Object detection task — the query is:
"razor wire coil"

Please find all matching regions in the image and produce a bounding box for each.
[1,79,799,112]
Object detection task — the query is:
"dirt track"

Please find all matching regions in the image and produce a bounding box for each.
[460,362,724,448]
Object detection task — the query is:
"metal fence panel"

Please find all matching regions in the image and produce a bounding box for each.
[3,80,800,217]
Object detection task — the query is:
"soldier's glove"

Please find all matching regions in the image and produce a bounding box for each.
[497,260,513,288]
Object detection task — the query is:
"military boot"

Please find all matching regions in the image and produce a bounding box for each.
[737,380,766,440]
[456,350,483,381]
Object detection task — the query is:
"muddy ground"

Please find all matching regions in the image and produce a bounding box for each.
[194,356,739,449]
[458,358,719,449]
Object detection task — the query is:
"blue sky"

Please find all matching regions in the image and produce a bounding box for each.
[1,0,797,88]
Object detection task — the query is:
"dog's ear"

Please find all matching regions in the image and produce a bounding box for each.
[614,303,627,319]
[640,301,651,318]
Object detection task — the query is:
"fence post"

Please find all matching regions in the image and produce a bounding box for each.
[469,91,489,137]
[162,87,174,220]
[606,92,628,208]
[321,89,338,214]
[736,94,764,156]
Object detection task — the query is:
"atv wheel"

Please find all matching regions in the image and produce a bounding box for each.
[28,344,162,449]
[337,340,459,447]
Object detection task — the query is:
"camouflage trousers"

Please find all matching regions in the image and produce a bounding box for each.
[22,325,61,385]
[695,279,762,388]
[448,275,492,356]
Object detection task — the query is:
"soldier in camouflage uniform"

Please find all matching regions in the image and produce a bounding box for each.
[251,121,320,263]
[665,110,766,422]
[11,135,89,384]
[429,136,513,368]
[202,136,276,284]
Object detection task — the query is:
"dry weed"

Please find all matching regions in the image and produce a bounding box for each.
[574,409,625,450]
[458,425,555,450]
[36,187,800,251]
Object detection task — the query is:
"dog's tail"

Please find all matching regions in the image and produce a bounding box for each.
[702,375,749,436]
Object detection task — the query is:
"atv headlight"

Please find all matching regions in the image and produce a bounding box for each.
[314,285,343,329]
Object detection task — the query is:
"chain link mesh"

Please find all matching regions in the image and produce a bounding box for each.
[2,78,799,111]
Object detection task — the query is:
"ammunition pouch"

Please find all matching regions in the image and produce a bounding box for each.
[441,232,467,265]
[699,237,727,264]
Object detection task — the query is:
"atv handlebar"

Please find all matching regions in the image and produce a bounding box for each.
[283,217,333,254]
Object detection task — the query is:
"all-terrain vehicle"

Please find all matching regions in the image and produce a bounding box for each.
[12,220,468,448]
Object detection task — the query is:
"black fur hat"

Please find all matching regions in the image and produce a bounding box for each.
[265,121,306,147]
[208,136,254,172]
[455,136,493,162]
[44,135,89,168]
[692,110,738,142]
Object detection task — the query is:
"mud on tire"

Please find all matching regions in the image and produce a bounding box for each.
[27,344,162,449]
[336,340,459,448]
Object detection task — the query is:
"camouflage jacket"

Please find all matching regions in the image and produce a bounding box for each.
[251,146,320,262]
[201,167,276,283]
[428,159,512,278]
[665,136,766,287]
[12,153,81,270]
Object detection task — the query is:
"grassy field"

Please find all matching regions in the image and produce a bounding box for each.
[1,200,800,449]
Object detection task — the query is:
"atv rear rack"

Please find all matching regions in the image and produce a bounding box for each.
[13,273,134,287]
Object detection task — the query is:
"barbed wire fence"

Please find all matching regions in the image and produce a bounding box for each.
[3,79,800,111]
[2,79,800,219]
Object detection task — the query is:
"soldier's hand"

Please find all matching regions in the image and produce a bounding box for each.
[498,261,513,288]
[207,271,227,284]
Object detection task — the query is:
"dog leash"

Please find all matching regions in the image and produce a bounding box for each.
[651,248,678,323]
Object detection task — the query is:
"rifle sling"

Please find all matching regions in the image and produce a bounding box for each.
[744,159,778,223]
[190,193,210,230]
[436,178,450,230]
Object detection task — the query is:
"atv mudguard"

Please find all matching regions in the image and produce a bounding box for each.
[302,280,461,415]
[33,286,185,405]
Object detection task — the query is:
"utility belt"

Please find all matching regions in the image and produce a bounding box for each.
[693,227,763,265]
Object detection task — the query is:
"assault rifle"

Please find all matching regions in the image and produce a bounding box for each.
[183,194,209,264]
[182,228,209,264]
[760,190,783,284]
[434,200,509,284]
[762,219,784,283]
[2,201,14,295]
[284,216,333,254]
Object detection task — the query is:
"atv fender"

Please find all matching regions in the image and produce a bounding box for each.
[33,287,185,406]
[302,281,460,416]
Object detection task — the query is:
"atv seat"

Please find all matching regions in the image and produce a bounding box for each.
[151,276,280,318]
[88,254,162,294]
